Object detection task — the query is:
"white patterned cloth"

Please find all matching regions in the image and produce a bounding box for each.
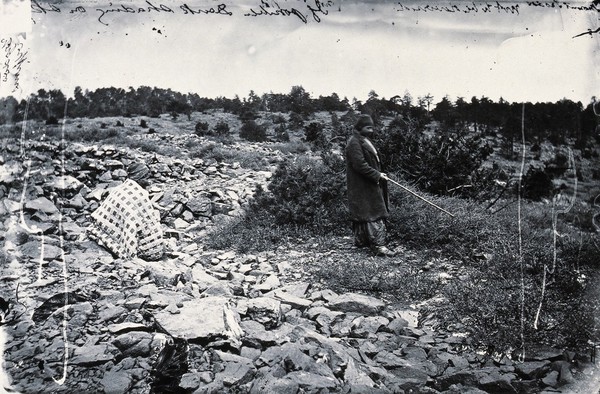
[88,179,164,261]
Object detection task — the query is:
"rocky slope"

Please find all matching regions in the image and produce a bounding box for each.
[0,133,598,394]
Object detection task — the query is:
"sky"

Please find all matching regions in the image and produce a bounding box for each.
[1,0,599,104]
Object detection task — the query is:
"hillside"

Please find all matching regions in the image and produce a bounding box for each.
[0,111,599,393]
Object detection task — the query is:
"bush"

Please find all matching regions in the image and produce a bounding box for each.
[545,152,569,178]
[239,120,267,142]
[271,114,287,124]
[376,117,495,198]
[304,122,330,151]
[195,121,210,136]
[249,153,347,231]
[521,166,554,201]
[140,119,148,128]
[213,120,230,136]
[240,111,258,122]
[45,116,59,125]
[288,112,305,130]
[274,123,290,142]
[116,120,124,127]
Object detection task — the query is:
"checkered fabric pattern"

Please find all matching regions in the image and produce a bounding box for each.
[88,179,164,261]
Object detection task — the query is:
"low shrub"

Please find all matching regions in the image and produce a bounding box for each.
[45,116,59,125]
[521,166,554,201]
[304,122,330,151]
[66,127,120,142]
[204,212,298,253]
[376,117,496,198]
[189,142,264,170]
[250,153,347,231]
[140,119,148,128]
[213,120,230,136]
[272,140,310,155]
[274,123,290,142]
[195,121,210,136]
[239,120,267,142]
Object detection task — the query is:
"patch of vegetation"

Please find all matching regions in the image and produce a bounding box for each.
[189,142,264,170]
[45,116,59,125]
[315,253,444,303]
[239,120,267,142]
[213,120,230,136]
[195,121,210,136]
[251,153,347,231]
[304,122,330,151]
[376,117,496,198]
[385,196,600,354]
[271,140,310,155]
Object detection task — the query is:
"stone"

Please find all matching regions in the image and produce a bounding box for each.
[240,297,282,329]
[515,360,551,380]
[107,322,149,334]
[240,320,292,349]
[266,289,313,309]
[518,345,564,362]
[433,352,470,370]
[402,346,428,361]
[101,370,133,394]
[213,349,254,366]
[344,358,376,387]
[286,371,338,390]
[47,175,84,193]
[20,241,62,261]
[187,196,213,216]
[551,360,575,384]
[250,374,300,394]
[221,362,256,386]
[99,305,127,323]
[351,316,390,338]
[385,317,409,335]
[309,289,339,302]
[25,197,59,214]
[99,171,113,182]
[328,293,385,316]
[330,314,358,337]
[153,296,242,342]
[71,344,118,366]
[240,346,262,361]
[541,370,559,387]
[191,266,220,290]
[478,371,518,393]
[112,332,154,357]
[173,218,190,230]
[179,372,202,391]
[203,281,234,296]
[255,274,281,292]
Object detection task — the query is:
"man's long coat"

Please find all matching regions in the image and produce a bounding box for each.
[345,131,389,222]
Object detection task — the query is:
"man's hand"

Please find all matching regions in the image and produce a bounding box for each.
[379,173,389,181]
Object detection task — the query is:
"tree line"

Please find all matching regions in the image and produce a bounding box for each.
[0,85,598,147]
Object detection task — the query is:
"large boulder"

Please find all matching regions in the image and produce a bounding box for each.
[153,297,243,342]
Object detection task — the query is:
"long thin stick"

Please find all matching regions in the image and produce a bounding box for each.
[384,176,455,217]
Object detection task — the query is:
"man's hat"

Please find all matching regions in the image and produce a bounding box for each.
[355,114,374,130]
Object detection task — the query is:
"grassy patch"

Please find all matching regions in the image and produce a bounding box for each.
[189,141,265,170]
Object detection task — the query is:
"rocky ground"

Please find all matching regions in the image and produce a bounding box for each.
[1,132,599,393]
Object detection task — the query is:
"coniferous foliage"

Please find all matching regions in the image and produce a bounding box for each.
[239,119,267,142]
[376,116,495,198]
[250,153,347,231]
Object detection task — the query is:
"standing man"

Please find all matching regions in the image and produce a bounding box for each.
[345,114,395,257]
